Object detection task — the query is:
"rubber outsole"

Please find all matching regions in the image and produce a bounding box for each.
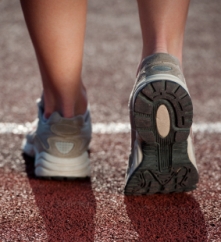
[125,80,199,195]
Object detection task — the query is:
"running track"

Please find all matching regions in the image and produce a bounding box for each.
[0,1,221,241]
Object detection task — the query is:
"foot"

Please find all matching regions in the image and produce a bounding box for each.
[124,53,199,195]
[22,99,92,179]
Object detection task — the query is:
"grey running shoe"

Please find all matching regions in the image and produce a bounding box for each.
[22,100,91,178]
[124,53,199,195]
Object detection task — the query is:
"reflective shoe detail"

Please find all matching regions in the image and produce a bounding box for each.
[125,53,199,195]
[22,100,91,178]
[55,142,74,154]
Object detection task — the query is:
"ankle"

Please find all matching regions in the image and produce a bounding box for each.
[73,85,88,117]
[43,84,88,119]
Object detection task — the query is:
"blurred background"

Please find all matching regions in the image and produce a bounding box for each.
[0,0,221,124]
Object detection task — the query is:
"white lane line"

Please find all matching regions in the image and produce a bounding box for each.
[0,122,221,134]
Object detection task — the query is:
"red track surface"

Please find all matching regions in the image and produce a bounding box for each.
[0,1,221,241]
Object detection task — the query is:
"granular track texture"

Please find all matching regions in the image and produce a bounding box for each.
[1,0,221,241]
[125,80,199,195]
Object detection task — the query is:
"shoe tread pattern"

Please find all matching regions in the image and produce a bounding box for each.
[125,80,199,195]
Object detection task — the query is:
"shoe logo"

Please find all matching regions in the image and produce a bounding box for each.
[151,65,172,71]
[55,142,74,154]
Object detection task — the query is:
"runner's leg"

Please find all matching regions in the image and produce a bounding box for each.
[20,0,87,118]
[137,0,190,65]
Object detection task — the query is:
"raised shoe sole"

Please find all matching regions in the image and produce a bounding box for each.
[125,76,199,195]
[22,140,90,179]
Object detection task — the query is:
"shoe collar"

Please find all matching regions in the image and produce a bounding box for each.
[37,98,89,125]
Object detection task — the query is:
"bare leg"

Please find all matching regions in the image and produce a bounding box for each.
[137,0,190,65]
[20,0,87,118]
